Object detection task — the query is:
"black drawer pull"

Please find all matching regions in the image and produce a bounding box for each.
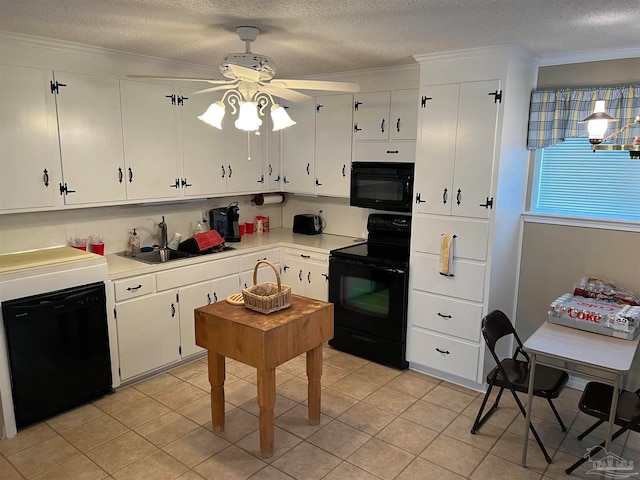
[439,272,455,277]
[437,313,452,318]
[435,348,450,355]
[126,285,142,292]
[301,254,310,259]
[386,150,399,154]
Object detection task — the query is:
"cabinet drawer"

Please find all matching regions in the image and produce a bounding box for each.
[241,248,281,271]
[353,141,416,163]
[114,275,154,301]
[409,327,479,381]
[412,253,485,302]
[410,291,483,342]
[156,256,240,291]
[284,248,328,264]
[412,218,489,261]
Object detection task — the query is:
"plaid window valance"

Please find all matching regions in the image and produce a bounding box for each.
[527,85,640,149]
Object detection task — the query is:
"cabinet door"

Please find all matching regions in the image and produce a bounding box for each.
[54,71,127,205]
[353,91,390,141]
[414,83,459,215]
[210,274,241,304]
[120,79,181,200]
[451,80,500,219]
[263,114,282,191]
[0,64,59,211]
[306,259,329,301]
[281,258,305,296]
[116,291,180,380]
[226,126,265,193]
[390,89,419,141]
[177,282,210,358]
[281,100,316,193]
[180,88,227,197]
[315,94,353,197]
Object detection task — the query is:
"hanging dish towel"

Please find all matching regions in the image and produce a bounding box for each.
[440,233,454,275]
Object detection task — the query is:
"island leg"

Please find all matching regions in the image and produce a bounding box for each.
[307,345,322,425]
[208,353,226,432]
[257,368,276,458]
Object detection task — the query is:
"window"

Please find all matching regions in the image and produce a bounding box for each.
[531,137,640,221]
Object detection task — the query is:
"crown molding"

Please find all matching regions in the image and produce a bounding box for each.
[538,46,640,66]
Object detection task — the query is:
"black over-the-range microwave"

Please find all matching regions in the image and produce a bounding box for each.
[350,162,414,213]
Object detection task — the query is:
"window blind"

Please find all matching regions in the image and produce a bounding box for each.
[532,137,640,221]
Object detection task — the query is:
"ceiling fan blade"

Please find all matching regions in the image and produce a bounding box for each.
[260,87,312,103]
[268,79,360,93]
[127,75,233,84]
[191,84,239,95]
[228,64,261,83]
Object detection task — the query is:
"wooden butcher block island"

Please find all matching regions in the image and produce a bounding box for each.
[195,294,334,458]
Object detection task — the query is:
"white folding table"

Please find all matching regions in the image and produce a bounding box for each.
[522,321,640,467]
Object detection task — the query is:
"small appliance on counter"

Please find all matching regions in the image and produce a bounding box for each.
[293,214,323,235]
[209,203,241,242]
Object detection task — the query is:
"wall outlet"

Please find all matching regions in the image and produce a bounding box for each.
[65,226,76,244]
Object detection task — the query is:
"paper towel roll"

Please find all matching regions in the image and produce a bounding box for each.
[252,193,284,206]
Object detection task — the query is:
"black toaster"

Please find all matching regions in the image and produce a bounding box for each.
[293,214,323,235]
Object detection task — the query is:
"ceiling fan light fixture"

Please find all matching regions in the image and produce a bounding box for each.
[270,104,296,131]
[197,101,225,129]
[235,101,263,131]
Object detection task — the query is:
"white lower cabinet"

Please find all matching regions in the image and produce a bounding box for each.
[409,328,480,381]
[281,248,329,301]
[115,290,180,381]
[177,274,239,358]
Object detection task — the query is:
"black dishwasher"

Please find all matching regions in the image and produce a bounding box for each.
[2,282,112,429]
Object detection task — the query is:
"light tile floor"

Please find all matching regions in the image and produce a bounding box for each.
[1,345,638,480]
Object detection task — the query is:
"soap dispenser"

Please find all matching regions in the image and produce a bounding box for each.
[130,228,141,254]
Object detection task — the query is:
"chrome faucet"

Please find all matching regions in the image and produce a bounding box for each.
[158,216,168,249]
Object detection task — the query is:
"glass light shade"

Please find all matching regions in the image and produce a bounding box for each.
[197,101,225,129]
[235,101,263,131]
[270,104,296,131]
[583,100,617,144]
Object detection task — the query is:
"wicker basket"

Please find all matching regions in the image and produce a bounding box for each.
[242,260,292,314]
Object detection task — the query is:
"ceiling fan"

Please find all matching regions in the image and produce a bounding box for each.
[128,26,360,131]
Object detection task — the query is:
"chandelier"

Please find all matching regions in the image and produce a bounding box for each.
[583,100,640,158]
[197,81,296,132]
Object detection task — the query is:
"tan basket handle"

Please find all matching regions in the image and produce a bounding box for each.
[252,259,281,292]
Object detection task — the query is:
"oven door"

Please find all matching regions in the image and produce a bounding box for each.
[328,256,408,341]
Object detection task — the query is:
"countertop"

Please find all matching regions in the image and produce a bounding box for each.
[0,245,106,280]
[106,228,363,280]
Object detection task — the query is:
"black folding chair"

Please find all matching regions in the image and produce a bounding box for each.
[566,382,640,475]
[471,310,569,463]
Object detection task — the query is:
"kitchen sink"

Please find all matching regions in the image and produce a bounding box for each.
[118,246,235,264]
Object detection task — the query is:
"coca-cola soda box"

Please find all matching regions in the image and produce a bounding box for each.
[548,294,640,340]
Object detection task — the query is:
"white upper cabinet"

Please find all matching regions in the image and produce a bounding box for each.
[314,94,353,197]
[264,115,282,191]
[353,91,390,141]
[0,64,60,211]
[54,71,127,205]
[281,100,316,194]
[180,87,227,197]
[389,88,419,140]
[225,126,265,193]
[120,79,182,201]
[414,80,499,219]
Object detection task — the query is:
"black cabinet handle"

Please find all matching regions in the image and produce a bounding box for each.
[59,183,75,195]
[118,167,123,183]
[386,150,399,154]
[275,174,281,182]
[437,313,452,318]
[213,292,218,303]
[298,270,303,282]
[342,164,346,177]
[228,165,232,178]
[257,257,267,262]
[128,167,133,183]
[479,197,494,209]
[439,272,455,277]
[221,165,225,178]
[396,118,401,133]
[268,164,273,176]
[207,293,211,305]
[456,189,462,205]
[126,284,142,292]
[301,254,311,259]
[354,101,363,111]
[306,163,310,175]
[443,188,448,205]
[316,104,323,112]
[380,118,385,133]
[307,271,311,284]
[43,169,49,187]
[435,348,450,355]
[171,303,176,317]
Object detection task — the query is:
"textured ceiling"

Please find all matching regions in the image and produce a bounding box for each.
[1,0,639,78]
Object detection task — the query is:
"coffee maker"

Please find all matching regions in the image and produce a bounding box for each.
[209,203,241,242]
